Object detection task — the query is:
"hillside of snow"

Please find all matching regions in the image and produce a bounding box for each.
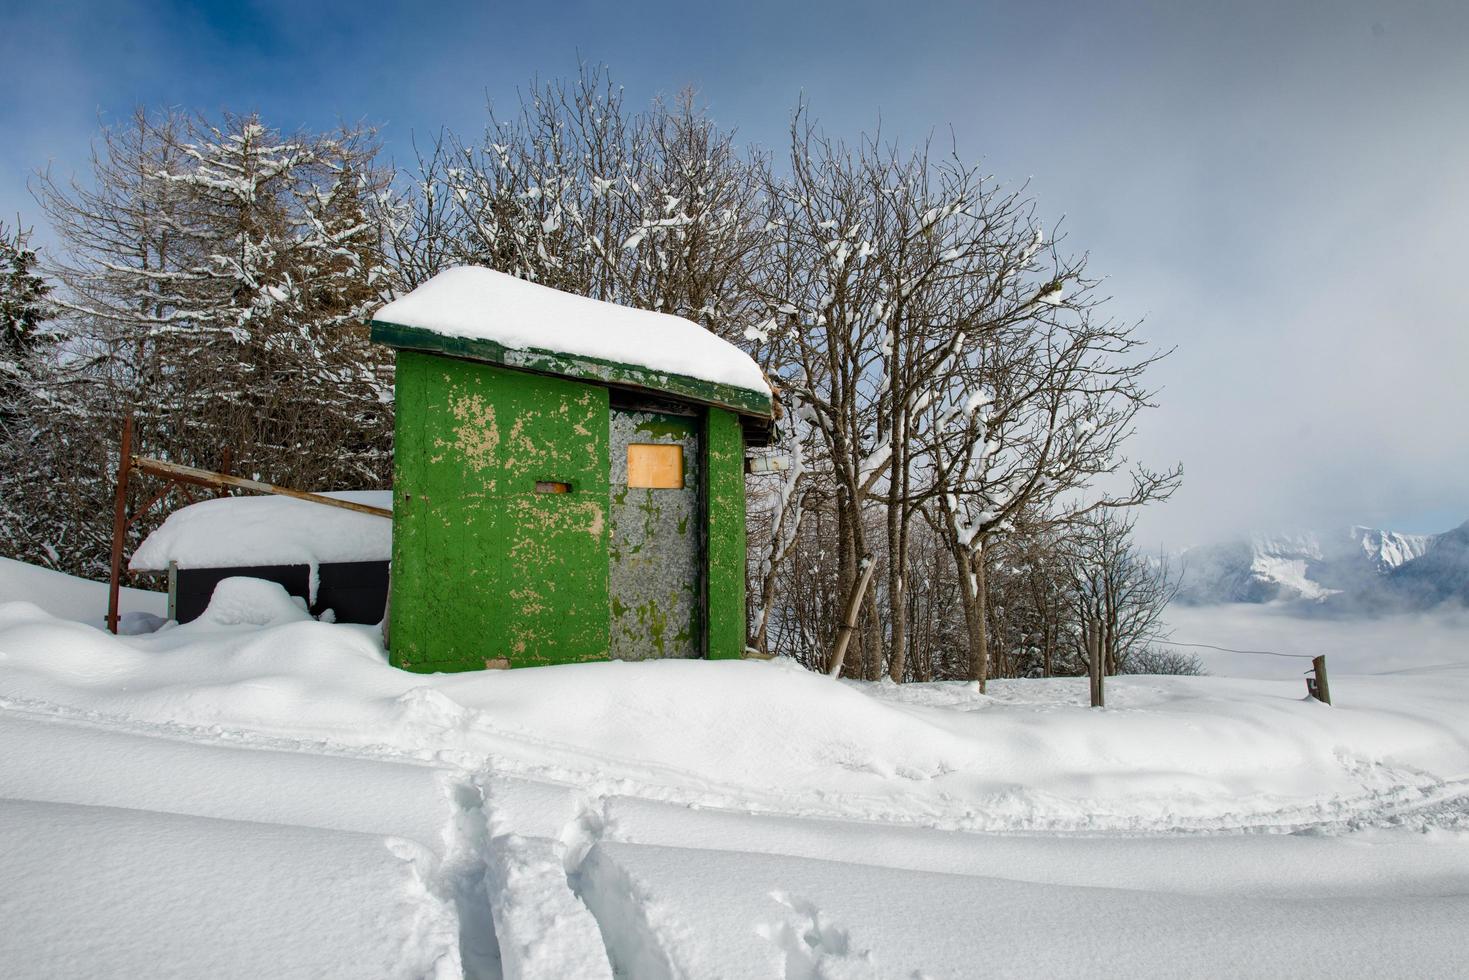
[1,563,1467,977]
[1174,521,1464,609]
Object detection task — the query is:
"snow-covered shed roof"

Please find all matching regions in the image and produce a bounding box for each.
[130,491,392,572]
[370,267,773,419]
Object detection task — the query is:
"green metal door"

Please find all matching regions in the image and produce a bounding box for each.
[389,352,610,671]
[608,408,701,659]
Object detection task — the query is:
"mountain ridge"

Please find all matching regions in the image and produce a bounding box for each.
[1174,520,1467,610]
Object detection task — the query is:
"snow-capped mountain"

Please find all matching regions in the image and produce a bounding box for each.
[1175,523,1461,609]
[1383,521,1469,609]
[1351,526,1437,573]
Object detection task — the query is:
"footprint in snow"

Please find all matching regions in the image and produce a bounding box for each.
[757,889,879,980]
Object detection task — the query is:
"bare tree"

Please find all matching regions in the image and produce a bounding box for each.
[387,66,768,346]
[754,117,1040,678]
[1120,646,1205,676]
[749,106,1180,684]
[746,400,822,654]
[923,266,1182,688]
[1068,511,1178,676]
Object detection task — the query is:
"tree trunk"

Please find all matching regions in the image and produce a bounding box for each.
[885,495,907,683]
[831,483,870,679]
[973,553,991,690]
[754,568,775,654]
[952,541,990,692]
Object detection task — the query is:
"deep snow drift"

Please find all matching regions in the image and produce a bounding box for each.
[1,563,1466,978]
[0,555,166,632]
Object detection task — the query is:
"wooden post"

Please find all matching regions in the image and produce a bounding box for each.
[106,414,134,635]
[827,556,878,678]
[1084,624,1093,705]
[1309,654,1332,705]
[1087,622,1105,708]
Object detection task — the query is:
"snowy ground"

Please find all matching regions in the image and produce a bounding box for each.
[1,564,1466,978]
[0,556,167,631]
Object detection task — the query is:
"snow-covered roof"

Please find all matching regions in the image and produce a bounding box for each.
[371,267,773,418]
[130,491,392,572]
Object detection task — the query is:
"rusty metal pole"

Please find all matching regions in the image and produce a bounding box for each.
[128,456,391,518]
[106,414,134,634]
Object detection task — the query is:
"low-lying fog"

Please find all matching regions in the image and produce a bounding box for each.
[1162,603,1469,680]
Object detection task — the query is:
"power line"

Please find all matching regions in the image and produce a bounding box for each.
[1154,639,1313,660]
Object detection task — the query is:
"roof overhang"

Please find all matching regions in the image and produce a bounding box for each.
[372,319,775,423]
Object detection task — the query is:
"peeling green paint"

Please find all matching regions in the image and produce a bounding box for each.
[389,352,609,672]
[633,417,695,440]
[383,347,752,671]
[705,408,747,660]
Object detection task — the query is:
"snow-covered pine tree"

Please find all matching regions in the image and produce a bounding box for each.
[141,114,395,488]
[0,220,54,426]
[0,219,106,571]
[32,110,397,575]
[295,155,396,481]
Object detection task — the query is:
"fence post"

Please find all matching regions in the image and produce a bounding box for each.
[1309,654,1331,705]
[106,413,134,635]
[1087,622,1105,708]
[1085,624,1093,705]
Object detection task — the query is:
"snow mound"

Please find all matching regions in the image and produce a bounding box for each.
[130,490,391,572]
[2,558,1467,978]
[372,266,771,398]
[0,555,165,626]
[2,593,1467,833]
[188,576,313,628]
[116,610,168,635]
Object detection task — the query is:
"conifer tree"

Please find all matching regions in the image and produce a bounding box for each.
[29,110,397,575]
[0,220,55,425]
[0,219,100,571]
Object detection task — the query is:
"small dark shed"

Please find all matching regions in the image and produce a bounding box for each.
[129,491,392,624]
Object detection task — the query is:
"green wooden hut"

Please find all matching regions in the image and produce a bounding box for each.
[370,267,774,672]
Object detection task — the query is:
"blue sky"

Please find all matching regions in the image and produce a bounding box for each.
[3,0,1467,544]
